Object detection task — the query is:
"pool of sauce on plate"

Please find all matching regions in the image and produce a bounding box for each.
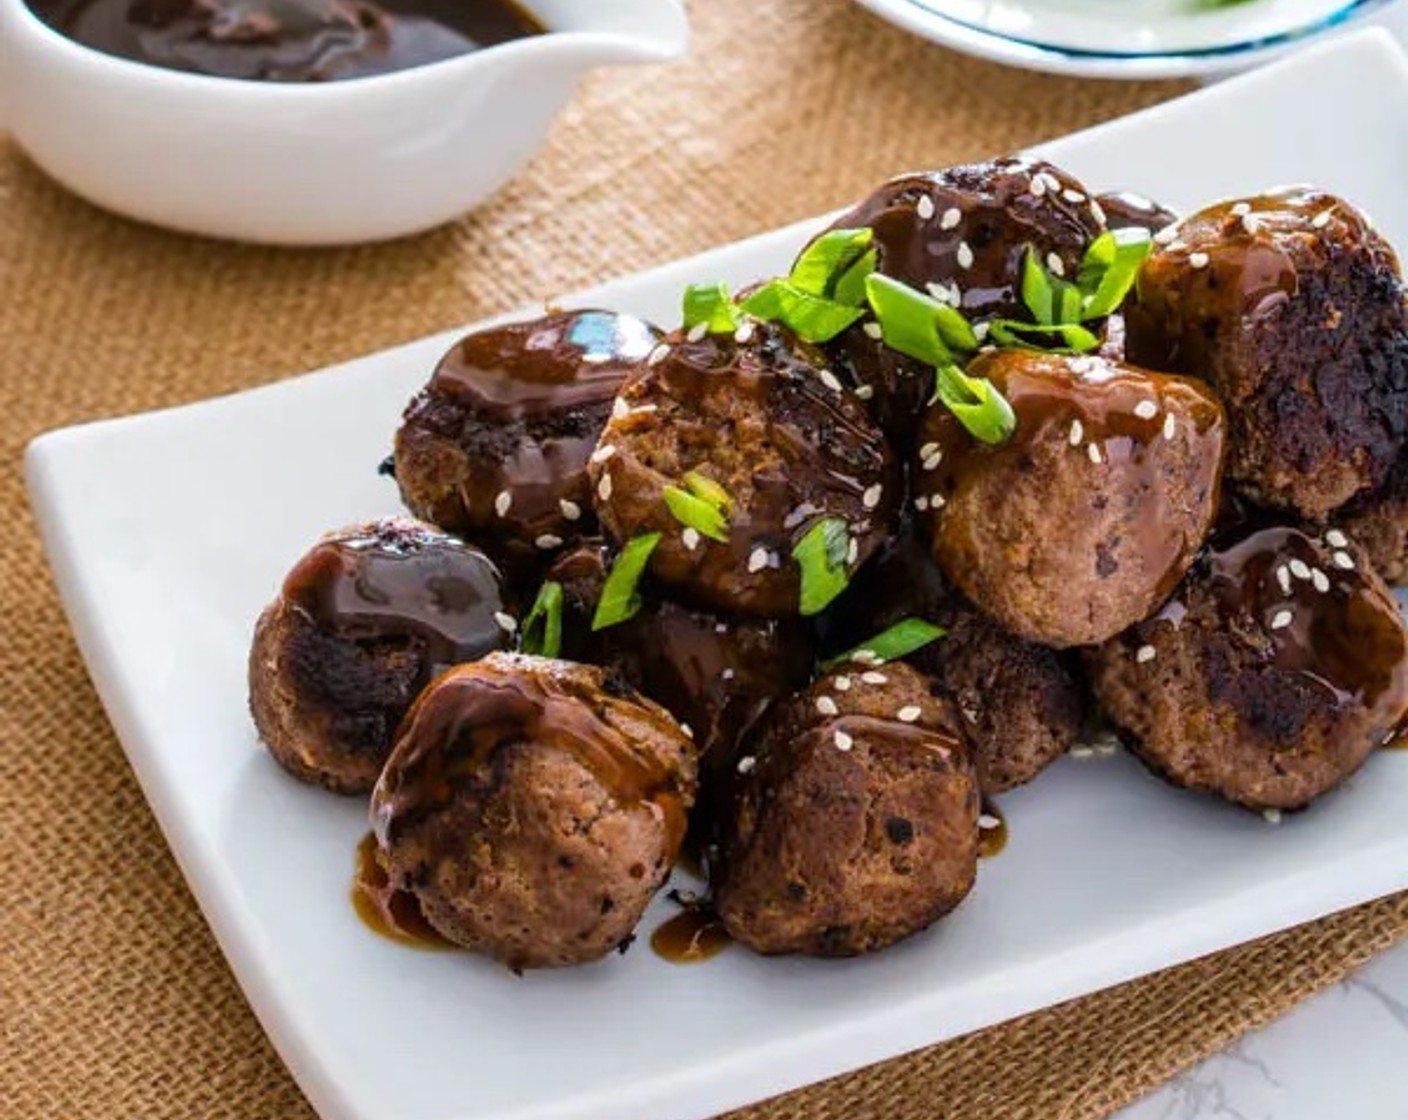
[351,833,451,949]
[28,0,544,81]
[978,799,1007,858]
[650,906,732,964]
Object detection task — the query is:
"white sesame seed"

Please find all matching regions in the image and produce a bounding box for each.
[863,321,884,340]
[1311,210,1332,229]
[1069,419,1084,446]
[930,493,947,510]
[1154,223,1180,246]
[736,756,756,774]
[1262,808,1283,825]
[1088,442,1103,465]
[768,550,782,570]
[612,397,630,420]
[734,321,755,344]
[722,668,735,680]
[1288,558,1311,581]
[819,369,844,394]
[1090,200,1107,226]
[855,385,874,400]
[915,194,936,221]
[1326,529,1348,548]
[834,675,852,691]
[1134,400,1158,420]
[494,490,512,517]
[1046,252,1066,277]
[1070,746,1096,759]
[956,242,974,269]
[923,452,942,472]
[852,649,882,665]
[817,696,839,716]
[915,496,930,512]
[747,546,769,573]
[1333,550,1355,570]
[1276,565,1292,595]
[862,483,883,510]
[681,528,701,551]
[926,281,955,306]
[647,343,671,366]
[1189,252,1210,270]
[861,671,888,684]
[1163,414,1177,441]
[979,813,1003,830]
[680,723,694,740]
[897,705,922,723]
[1094,743,1120,758]
[686,322,708,343]
[1231,202,1250,217]
[559,499,582,521]
[590,444,617,464]
[494,611,517,633]
[834,730,854,752]
[1241,214,1260,236]
[941,207,962,231]
[1136,645,1157,664]
[846,537,859,566]
[973,321,990,342]
[1311,568,1330,593]
[715,623,729,634]
[1040,172,1062,193]
[535,534,563,550]
[597,474,613,502]
[919,442,940,459]
[1063,188,1087,204]
[1029,176,1046,197]
[1270,609,1294,631]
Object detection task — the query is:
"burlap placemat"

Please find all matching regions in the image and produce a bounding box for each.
[2,1,1404,1117]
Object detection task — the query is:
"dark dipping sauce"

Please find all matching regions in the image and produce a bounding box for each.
[978,799,1007,858]
[352,833,450,948]
[28,0,543,82]
[283,522,507,673]
[651,906,731,964]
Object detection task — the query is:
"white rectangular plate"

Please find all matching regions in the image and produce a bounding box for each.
[26,29,1408,1120]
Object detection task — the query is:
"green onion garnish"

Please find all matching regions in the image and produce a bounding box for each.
[793,517,852,616]
[682,470,732,514]
[821,617,947,671]
[833,247,878,306]
[682,282,742,335]
[789,228,875,299]
[739,281,865,344]
[1078,228,1152,319]
[738,229,876,344]
[592,533,661,630]
[519,580,564,659]
[864,273,979,367]
[932,363,1017,444]
[987,319,1101,353]
[662,485,730,542]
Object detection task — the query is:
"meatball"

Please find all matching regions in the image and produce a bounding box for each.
[1095,191,1178,235]
[821,157,1104,446]
[822,524,1084,795]
[248,518,510,794]
[918,349,1226,647]
[1125,188,1408,519]
[369,652,697,969]
[588,319,898,617]
[713,663,979,957]
[1334,454,1407,586]
[393,309,660,576]
[1090,521,1408,811]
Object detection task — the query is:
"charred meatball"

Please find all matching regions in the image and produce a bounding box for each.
[1095,191,1178,235]
[393,310,659,575]
[370,652,697,969]
[588,319,898,617]
[1090,521,1408,811]
[1126,188,1408,519]
[821,158,1104,445]
[822,524,1084,794]
[248,518,510,794]
[918,349,1226,647]
[1334,453,1407,586]
[714,663,979,956]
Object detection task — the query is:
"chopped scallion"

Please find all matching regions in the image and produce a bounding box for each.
[987,319,1101,353]
[663,485,730,542]
[933,364,1017,444]
[682,282,742,334]
[592,533,661,630]
[821,617,946,671]
[1079,228,1152,319]
[519,581,564,659]
[789,228,875,299]
[793,517,851,616]
[739,280,865,343]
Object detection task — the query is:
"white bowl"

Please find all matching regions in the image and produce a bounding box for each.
[0,0,688,245]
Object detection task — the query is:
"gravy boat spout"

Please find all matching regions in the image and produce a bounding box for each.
[0,0,689,245]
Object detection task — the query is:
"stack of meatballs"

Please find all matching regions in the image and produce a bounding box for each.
[249,158,1408,972]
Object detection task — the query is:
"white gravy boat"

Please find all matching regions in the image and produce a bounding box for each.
[0,0,688,244]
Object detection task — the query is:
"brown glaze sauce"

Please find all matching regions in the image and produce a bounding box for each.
[29,0,543,81]
[351,832,451,949]
[283,523,506,670]
[651,906,732,964]
[921,349,1226,606]
[371,658,689,855]
[978,799,1007,858]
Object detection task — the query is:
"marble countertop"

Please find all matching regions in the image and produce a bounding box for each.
[1116,939,1408,1120]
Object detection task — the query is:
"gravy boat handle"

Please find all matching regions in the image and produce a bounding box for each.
[548,0,689,67]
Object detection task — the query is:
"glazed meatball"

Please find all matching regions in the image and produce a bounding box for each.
[1090,521,1408,811]
[918,349,1226,647]
[393,309,659,575]
[1125,188,1408,519]
[1334,454,1407,586]
[821,157,1104,445]
[369,652,697,969]
[588,319,898,617]
[714,663,978,956]
[248,518,510,794]
[822,524,1084,795]
[1095,191,1178,235]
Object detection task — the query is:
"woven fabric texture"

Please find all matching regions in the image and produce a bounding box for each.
[1,1,1403,1118]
